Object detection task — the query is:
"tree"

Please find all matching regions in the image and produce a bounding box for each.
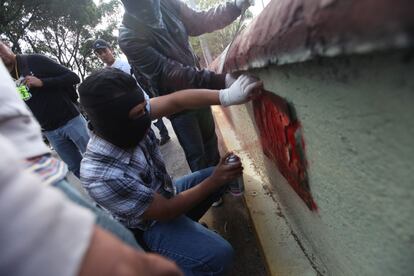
[0,0,122,80]
[187,0,253,67]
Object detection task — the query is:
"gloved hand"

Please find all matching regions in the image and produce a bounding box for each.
[235,0,255,10]
[225,73,237,88]
[219,74,262,106]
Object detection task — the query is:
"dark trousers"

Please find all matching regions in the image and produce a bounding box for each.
[153,118,169,138]
[170,107,220,172]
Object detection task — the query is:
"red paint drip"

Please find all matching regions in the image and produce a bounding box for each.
[253,91,318,211]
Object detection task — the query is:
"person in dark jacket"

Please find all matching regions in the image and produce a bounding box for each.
[0,40,90,178]
[118,0,254,173]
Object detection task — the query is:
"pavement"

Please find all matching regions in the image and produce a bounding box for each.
[154,118,267,276]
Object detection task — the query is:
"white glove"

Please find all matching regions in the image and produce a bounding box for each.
[219,74,261,106]
[235,0,255,10]
[225,73,237,88]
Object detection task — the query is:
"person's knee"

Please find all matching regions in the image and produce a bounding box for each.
[218,239,234,269]
[204,238,234,275]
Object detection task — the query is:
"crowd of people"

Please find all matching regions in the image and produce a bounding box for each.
[0,0,260,275]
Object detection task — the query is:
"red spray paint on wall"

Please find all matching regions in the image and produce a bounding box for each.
[253,91,318,211]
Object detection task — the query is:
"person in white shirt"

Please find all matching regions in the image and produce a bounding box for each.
[92,39,171,145]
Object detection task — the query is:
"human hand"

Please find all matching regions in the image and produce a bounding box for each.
[225,73,237,88]
[210,152,243,186]
[235,0,255,10]
[24,75,43,88]
[219,74,263,106]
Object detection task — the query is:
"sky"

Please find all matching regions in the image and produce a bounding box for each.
[250,0,272,17]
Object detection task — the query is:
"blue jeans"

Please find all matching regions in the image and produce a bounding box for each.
[44,115,90,177]
[53,179,141,250]
[143,167,233,275]
[170,108,220,172]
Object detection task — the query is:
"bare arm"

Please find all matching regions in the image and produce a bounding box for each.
[149,89,220,119]
[143,153,242,221]
[149,75,263,120]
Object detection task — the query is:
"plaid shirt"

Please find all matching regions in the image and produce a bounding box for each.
[81,129,174,230]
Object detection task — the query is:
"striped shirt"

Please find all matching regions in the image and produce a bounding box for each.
[23,154,68,186]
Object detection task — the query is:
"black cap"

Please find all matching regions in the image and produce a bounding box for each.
[79,67,143,108]
[92,39,110,51]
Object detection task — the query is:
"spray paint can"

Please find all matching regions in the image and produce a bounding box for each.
[225,154,244,196]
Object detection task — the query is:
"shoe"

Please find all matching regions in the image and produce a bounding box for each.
[212,197,223,207]
[200,222,218,233]
[159,135,171,145]
[200,222,209,228]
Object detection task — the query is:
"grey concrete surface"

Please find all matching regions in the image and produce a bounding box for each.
[154,118,267,276]
[219,51,414,275]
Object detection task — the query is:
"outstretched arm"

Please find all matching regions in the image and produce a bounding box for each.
[178,0,241,36]
[149,74,262,119]
[149,89,219,119]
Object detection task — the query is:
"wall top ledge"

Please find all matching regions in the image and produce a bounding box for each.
[210,0,414,73]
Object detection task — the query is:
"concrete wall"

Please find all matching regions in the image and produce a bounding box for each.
[219,50,414,275]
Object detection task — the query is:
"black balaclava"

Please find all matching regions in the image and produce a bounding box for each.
[79,67,151,149]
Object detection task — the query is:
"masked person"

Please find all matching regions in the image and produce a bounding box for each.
[118,0,255,173]
[79,67,262,275]
[0,136,182,276]
[0,59,141,248]
[0,61,182,276]
[92,38,171,145]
